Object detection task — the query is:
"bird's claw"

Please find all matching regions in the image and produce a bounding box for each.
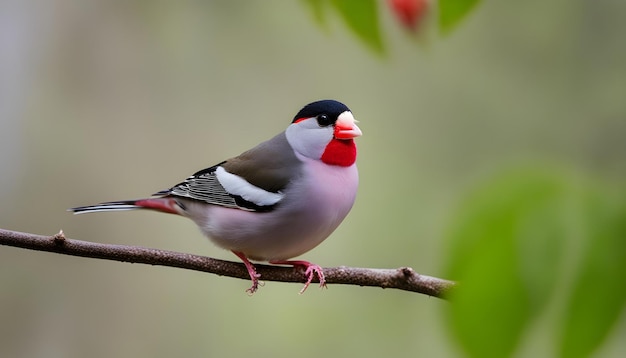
[299,264,326,294]
[245,272,262,295]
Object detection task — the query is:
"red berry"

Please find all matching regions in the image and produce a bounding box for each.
[388,0,428,32]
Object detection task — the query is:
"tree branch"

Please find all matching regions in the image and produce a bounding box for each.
[0,228,455,299]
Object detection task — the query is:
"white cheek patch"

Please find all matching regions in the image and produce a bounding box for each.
[285,119,333,160]
[215,166,284,206]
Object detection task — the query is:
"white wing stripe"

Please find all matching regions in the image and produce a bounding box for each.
[215,166,284,206]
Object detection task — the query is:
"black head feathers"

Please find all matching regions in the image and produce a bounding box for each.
[292,100,351,124]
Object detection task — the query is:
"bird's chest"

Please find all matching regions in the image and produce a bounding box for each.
[286,158,359,223]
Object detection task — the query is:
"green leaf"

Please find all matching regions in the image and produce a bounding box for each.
[559,186,626,358]
[329,0,383,53]
[302,0,327,26]
[444,168,567,358]
[439,0,481,33]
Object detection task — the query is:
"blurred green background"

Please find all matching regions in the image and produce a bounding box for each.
[1,1,625,357]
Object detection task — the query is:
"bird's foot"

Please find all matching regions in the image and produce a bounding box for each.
[245,273,262,295]
[270,260,326,294]
[301,263,326,294]
[233,251,262,295]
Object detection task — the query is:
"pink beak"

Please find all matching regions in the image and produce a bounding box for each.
[334,112,362,140]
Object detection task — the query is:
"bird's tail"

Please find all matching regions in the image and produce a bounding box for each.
[69,197,181,215]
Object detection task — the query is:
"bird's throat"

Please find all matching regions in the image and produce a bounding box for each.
[321,139,357,167]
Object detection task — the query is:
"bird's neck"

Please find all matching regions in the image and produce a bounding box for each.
[321,139,357,167]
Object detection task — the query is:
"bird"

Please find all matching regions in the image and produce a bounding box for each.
[70,99,362,294]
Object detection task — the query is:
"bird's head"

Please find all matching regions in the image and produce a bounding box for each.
[286,100,362,167]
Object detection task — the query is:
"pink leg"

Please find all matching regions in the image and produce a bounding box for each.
[269,260,326,294]
[232,251,261,294]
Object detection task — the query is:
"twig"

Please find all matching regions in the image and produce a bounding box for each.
[0,228,455,298]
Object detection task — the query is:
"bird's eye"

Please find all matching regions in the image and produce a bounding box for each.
[316,114,333,127]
